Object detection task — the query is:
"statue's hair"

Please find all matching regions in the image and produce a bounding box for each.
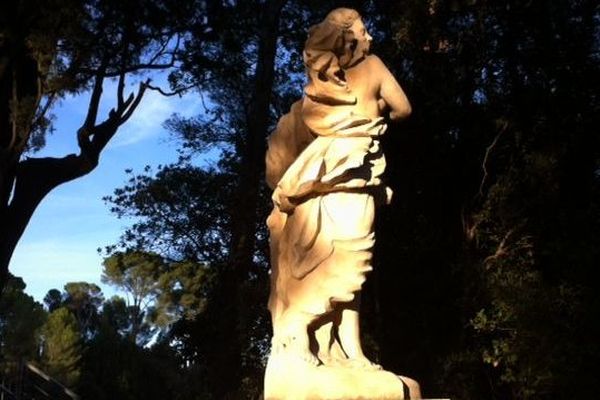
[304,8,360,69]
[302,8,361,105]
[325,8,360,29]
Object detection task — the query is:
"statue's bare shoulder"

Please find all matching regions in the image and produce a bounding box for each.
[364,54,386,69]
[364,54,412,121]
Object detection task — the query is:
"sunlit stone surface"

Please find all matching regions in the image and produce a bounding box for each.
[264,8,418,399]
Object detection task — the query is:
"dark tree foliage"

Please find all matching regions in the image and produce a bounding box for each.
[0,274,46,375]
[34,281,200,398]
[363,1,600,399]
[104,165,233,263]
[79,331,187,400]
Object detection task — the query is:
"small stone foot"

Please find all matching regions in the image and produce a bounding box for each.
[272,331,319,366]
[322,354,382,370]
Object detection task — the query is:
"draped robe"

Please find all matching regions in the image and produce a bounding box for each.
[266,67,391,330]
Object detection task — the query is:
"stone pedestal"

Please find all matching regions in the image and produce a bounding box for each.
[264,354,410,400]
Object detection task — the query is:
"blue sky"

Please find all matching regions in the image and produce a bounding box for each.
[10,74,202,303]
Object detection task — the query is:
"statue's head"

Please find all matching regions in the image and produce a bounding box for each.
[304,8,372,73]
[325,8,372,65]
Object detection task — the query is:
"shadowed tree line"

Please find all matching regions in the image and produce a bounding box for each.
[0,253,208,398]
[1,0,599,399]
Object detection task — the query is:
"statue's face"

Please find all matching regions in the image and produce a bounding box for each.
[348,18,372,60]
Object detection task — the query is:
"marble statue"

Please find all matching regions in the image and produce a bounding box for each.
[264,8,419,399]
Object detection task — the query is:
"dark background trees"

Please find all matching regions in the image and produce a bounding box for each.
[368,1,600,398]
[1,0,599,399]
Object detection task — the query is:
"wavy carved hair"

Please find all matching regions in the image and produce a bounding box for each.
[325,8,360,29]
[303,8,361,105]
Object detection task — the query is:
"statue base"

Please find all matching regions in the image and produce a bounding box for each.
[264,353,416,400]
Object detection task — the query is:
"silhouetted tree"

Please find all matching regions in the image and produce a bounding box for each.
[0,0,194,293]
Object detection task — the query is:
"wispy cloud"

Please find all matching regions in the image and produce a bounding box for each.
[47,75,202,151]
[108,79,202,148]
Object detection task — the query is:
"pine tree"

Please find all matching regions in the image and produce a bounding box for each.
[40,307,83,388]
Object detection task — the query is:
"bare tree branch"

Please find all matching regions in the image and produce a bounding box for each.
[484,229,514,266]
[117,72,126,110]
[120,80,148,124]
[199,91,211,113]
[75,59,178,79]
[31,92,56,130]
[147,34,180,66]
[104,61,177,77]
[83,71,105,129]
[145,82,195,97]
[8,69,18,152]
[479,120,509,196]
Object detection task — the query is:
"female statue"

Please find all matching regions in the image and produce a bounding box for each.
[265,7,411,371]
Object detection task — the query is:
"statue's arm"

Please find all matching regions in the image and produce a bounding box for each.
[372,55,412,121]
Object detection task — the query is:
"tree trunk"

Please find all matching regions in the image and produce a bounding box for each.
[0,30,44,293]
[214,0,285,397]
